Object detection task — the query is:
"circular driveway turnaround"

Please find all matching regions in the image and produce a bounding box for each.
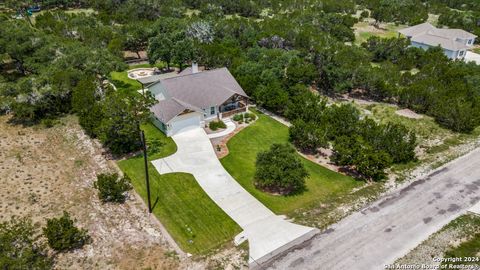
[151,128,318,268]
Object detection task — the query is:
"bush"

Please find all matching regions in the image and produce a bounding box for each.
[0,217,53,269]
[209,120,227,131]
[232,113,244,122]
[255,143,308,195]
[94,173,132,203]
[360,10,369,20]
[332,136,393,181]
[43,212,90,251]
[40,118,55,128]
[244,112,256,121]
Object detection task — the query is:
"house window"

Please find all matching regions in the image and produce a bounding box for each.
[468,39,472,45]
[459,51,465,57]
[210,106,215,115]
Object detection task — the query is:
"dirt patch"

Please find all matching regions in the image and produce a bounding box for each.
[396,109,423,119]
[0,115,182,269]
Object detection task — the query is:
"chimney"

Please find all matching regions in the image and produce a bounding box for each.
[192,62,199,74]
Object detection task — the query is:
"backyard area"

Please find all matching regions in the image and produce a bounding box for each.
[117,123,241,255]
[220,109,364,215]
[353,20,405,45]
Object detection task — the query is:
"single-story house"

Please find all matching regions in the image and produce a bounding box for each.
[146,64,249,136]
[398,22,477,60]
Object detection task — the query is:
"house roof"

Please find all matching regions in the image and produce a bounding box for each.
[399,22,476,51]
[150,98,200,123]
[413,33,470,51]
[155,67,248,108]
[137,72,179,85]
[398,22,436,37]
[150,68,248,123]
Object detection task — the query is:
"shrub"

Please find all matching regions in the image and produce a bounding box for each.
[360,10,369,20]
[94,173,132,203]
[209,120,227,130]
[232,113,244,122]
[244,112,256,121]
[0,217,53,269]
[40,118,55,128]
[255,143,308,195]
[43,212,90,251]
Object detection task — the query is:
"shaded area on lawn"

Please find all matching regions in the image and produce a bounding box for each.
[220,109,363,215]
[118,122,241,254]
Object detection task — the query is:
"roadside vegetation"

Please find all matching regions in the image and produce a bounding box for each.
[396,214,480,268]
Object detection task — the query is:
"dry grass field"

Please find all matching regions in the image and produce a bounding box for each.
[0,115,180,270]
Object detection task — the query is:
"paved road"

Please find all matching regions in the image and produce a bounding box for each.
[267,148,480,270]
[150,128,317,268]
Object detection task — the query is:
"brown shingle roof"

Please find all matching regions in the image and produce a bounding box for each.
[157,67,248,109]
[149,68,248,123]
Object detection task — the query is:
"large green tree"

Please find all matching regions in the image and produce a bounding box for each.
[255,143,308,195]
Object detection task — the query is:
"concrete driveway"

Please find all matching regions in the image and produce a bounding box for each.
[465,51,480,65]
[151,128,317,268]
[266,147,480,270]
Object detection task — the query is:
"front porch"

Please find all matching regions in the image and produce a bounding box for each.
[219,94,248,118]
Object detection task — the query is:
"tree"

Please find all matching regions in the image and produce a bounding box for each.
[124,22,151,59]
[94,173,132,203]
[148,35,174,70]
[43,212,90,251]
[332,135,393,181]
[254,82,289,114]
[355,148,392,181]
[255,143,308,195]
[289,119,328,153]
[172,38,196,70]
[0,217,53,269]
[97,92,152,155]
[285,57,317,86]
[324,103,360,140]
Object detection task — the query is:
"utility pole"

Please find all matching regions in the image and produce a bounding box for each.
[140,129,152,213]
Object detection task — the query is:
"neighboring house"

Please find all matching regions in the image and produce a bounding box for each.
[146,64,249,136]
[398,22,477,60]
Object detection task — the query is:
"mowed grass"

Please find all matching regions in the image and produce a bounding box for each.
[118,123,240,254]
[220,109,363,214]
[354,21,405,45]
[109,63,166,92]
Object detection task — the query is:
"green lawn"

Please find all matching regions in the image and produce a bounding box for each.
[354,21,404,45]
[109,63,166,92]
[220,109,363,214]
[118,123,240,254]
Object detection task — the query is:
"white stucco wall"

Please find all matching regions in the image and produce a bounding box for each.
[410,41,463,59]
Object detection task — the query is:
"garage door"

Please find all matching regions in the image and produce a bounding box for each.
[170,113,201,135]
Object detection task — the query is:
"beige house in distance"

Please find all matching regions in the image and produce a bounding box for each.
[399,22,477,60]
